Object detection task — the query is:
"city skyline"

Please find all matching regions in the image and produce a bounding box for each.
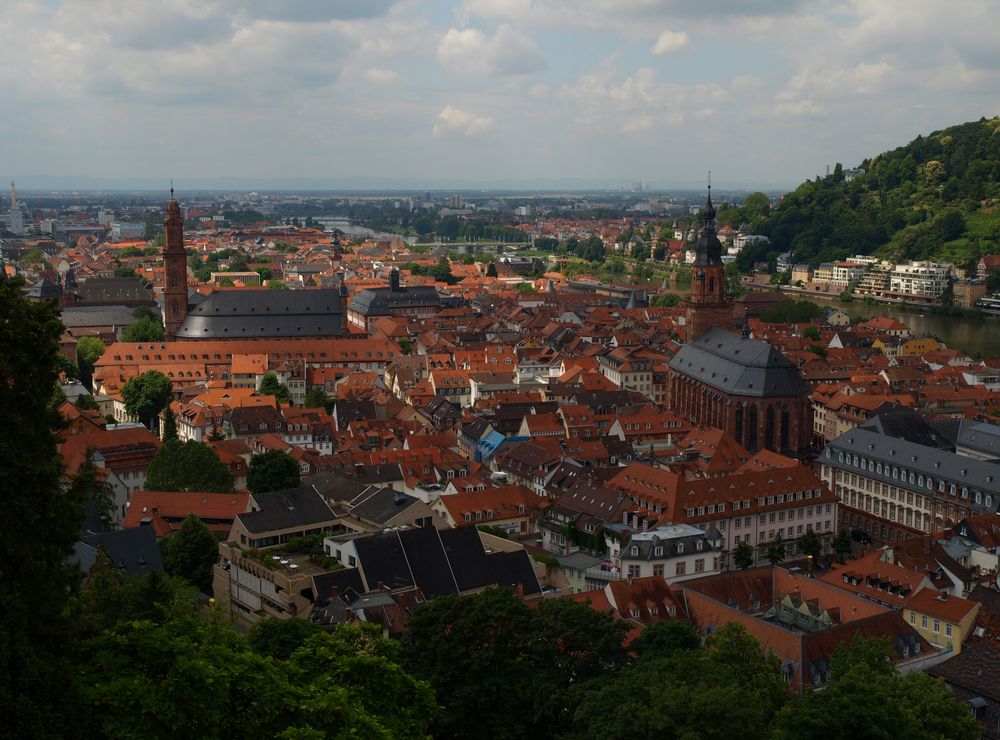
[1,0,998,189]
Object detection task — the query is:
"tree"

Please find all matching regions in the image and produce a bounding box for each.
[133,305,156,321]
[267,279,289,290]
[248,618,322,660]
[771,635,978,740]
[159,513,219,592]
[259,372,290,404]
[938,273,955,306]
[649,293,680,308]
[733,540,754,570]
[403,587,628,739]
[121,316,165,343]
[69,455,116,532]
[630,620,701,658]
[0,277,87,735]
[75,393,99,411]
[76,335,105,387]
[161,406,178,443]
[516,282,536,295]
[398,338,413,355]
[798,527,822,561]
[122,370,172,429]
[833,528,853,562]
[485,261,498,277]
[653,245,666,261]
[766,533,786,565]
[303,387,331,410]
[247,450,302,495]
[146,439,234,492]
[803,324,821,341]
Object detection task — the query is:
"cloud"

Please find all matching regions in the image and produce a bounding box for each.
[437,24,546,76]
[365,68,398,83]
[433,105,494,136]
[650,29,690,55]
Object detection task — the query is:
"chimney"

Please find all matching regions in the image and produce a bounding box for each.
[377,580,386,591]
[343,607,353,621]
[514,583,524,598]
[329,586,338,599]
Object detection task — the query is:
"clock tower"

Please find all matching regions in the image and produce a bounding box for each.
[685,186,732,339]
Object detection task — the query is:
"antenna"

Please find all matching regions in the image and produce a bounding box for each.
[169,179,174,199]
[707,170,711,191]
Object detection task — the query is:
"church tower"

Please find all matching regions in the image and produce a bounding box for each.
[685,186,731,339]
[163,187,188,339]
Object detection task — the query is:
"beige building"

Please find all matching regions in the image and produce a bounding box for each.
[903,588,980,654]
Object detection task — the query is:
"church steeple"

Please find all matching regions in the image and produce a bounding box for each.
[163,186,188,339]
[685,181,731,339]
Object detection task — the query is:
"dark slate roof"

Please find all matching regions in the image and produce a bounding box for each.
[348,526,542,597]
[75,527,164,577]
[60,304,137,328]
[348,285,441,316]
[862,409,954,450]
[822,423,1000,511]
[349,486,419,525]
[25,277,62,299]
[927,641,1000,701]
[668,326,805,398]
[176,288,344,339]
[943,419,1000,459]
[239,486,337,534]
[76,277,154,303]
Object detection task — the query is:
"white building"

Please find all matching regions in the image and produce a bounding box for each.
[619,523,724,583]
[890,261,953,299]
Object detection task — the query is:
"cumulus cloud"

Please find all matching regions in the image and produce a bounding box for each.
[433,105,494,136]
[650,30,690,55]
[437,24,546,76]
[365,68,398,83]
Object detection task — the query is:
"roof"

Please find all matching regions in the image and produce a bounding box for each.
[177,288,344,339]
[349,285,441,316]
[669,326,805,398]
[238,486,337,534]
[75,527,164,577]
[60,304,138,328]
[123,491,250,537]
[927,641,1000,701]
[905,587,980,623]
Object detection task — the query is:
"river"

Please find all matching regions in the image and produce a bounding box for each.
[813,297,1000,359]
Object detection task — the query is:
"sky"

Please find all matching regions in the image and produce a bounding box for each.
[1,0,999,190]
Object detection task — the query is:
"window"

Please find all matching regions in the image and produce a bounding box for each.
[946,623,953,637]
[675,561,686,576]
[627,565,640,578]
[653,564,664,577]
[933,619,941,633]
[909,612,915,625]
[631,546,639,556]
[694,559,705,573]
[921,615,928,629]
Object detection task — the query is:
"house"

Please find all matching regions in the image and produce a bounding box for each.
[123,490,250,537]
[430,484,548,535]
[619,523,724,583]
[903,588,980,654]
[927,642,1000,738]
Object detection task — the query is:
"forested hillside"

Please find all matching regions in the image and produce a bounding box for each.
[736,117,1000,269]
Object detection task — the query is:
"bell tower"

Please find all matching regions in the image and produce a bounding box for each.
[163,186,188,339]
[685,183,731,338]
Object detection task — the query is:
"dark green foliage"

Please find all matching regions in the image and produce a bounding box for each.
[248,618,322,660]
[740,118,1000,267]
[247,449,302,495]
[259,371,291,404]
[649,293,681,307]
[69,455,115,531]
[0,277,86,735]
[146,439,234,492]
[121,369,172,428]
[798,527,822,560]
[161,405,178,442]
[629,620,701,658]
[570,622,790,740]
[733,540,754,569]
[762,299,824,323]
[767,533,787,564]
[771,636,979,740]
[402,587,629,739]
[76,335,105,386]
[159,513,220,592]
[833,528,853,561]
[803,324,821,340]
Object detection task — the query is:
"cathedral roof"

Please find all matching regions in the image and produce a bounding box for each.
[349,285,441,316]
[669,326,805,398]
[176,288,343,339]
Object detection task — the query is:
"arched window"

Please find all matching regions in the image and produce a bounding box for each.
[780,408,790,451]
[748,405,759,450]
[765,406,775,452]
[734,405,744,445]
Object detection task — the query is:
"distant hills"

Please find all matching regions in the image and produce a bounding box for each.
[736,117,1000,270]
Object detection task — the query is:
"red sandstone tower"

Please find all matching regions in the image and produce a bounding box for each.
[685,186,732,339]
[163,187,188,339]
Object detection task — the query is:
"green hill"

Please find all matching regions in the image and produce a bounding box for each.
[734,117,1000,271]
